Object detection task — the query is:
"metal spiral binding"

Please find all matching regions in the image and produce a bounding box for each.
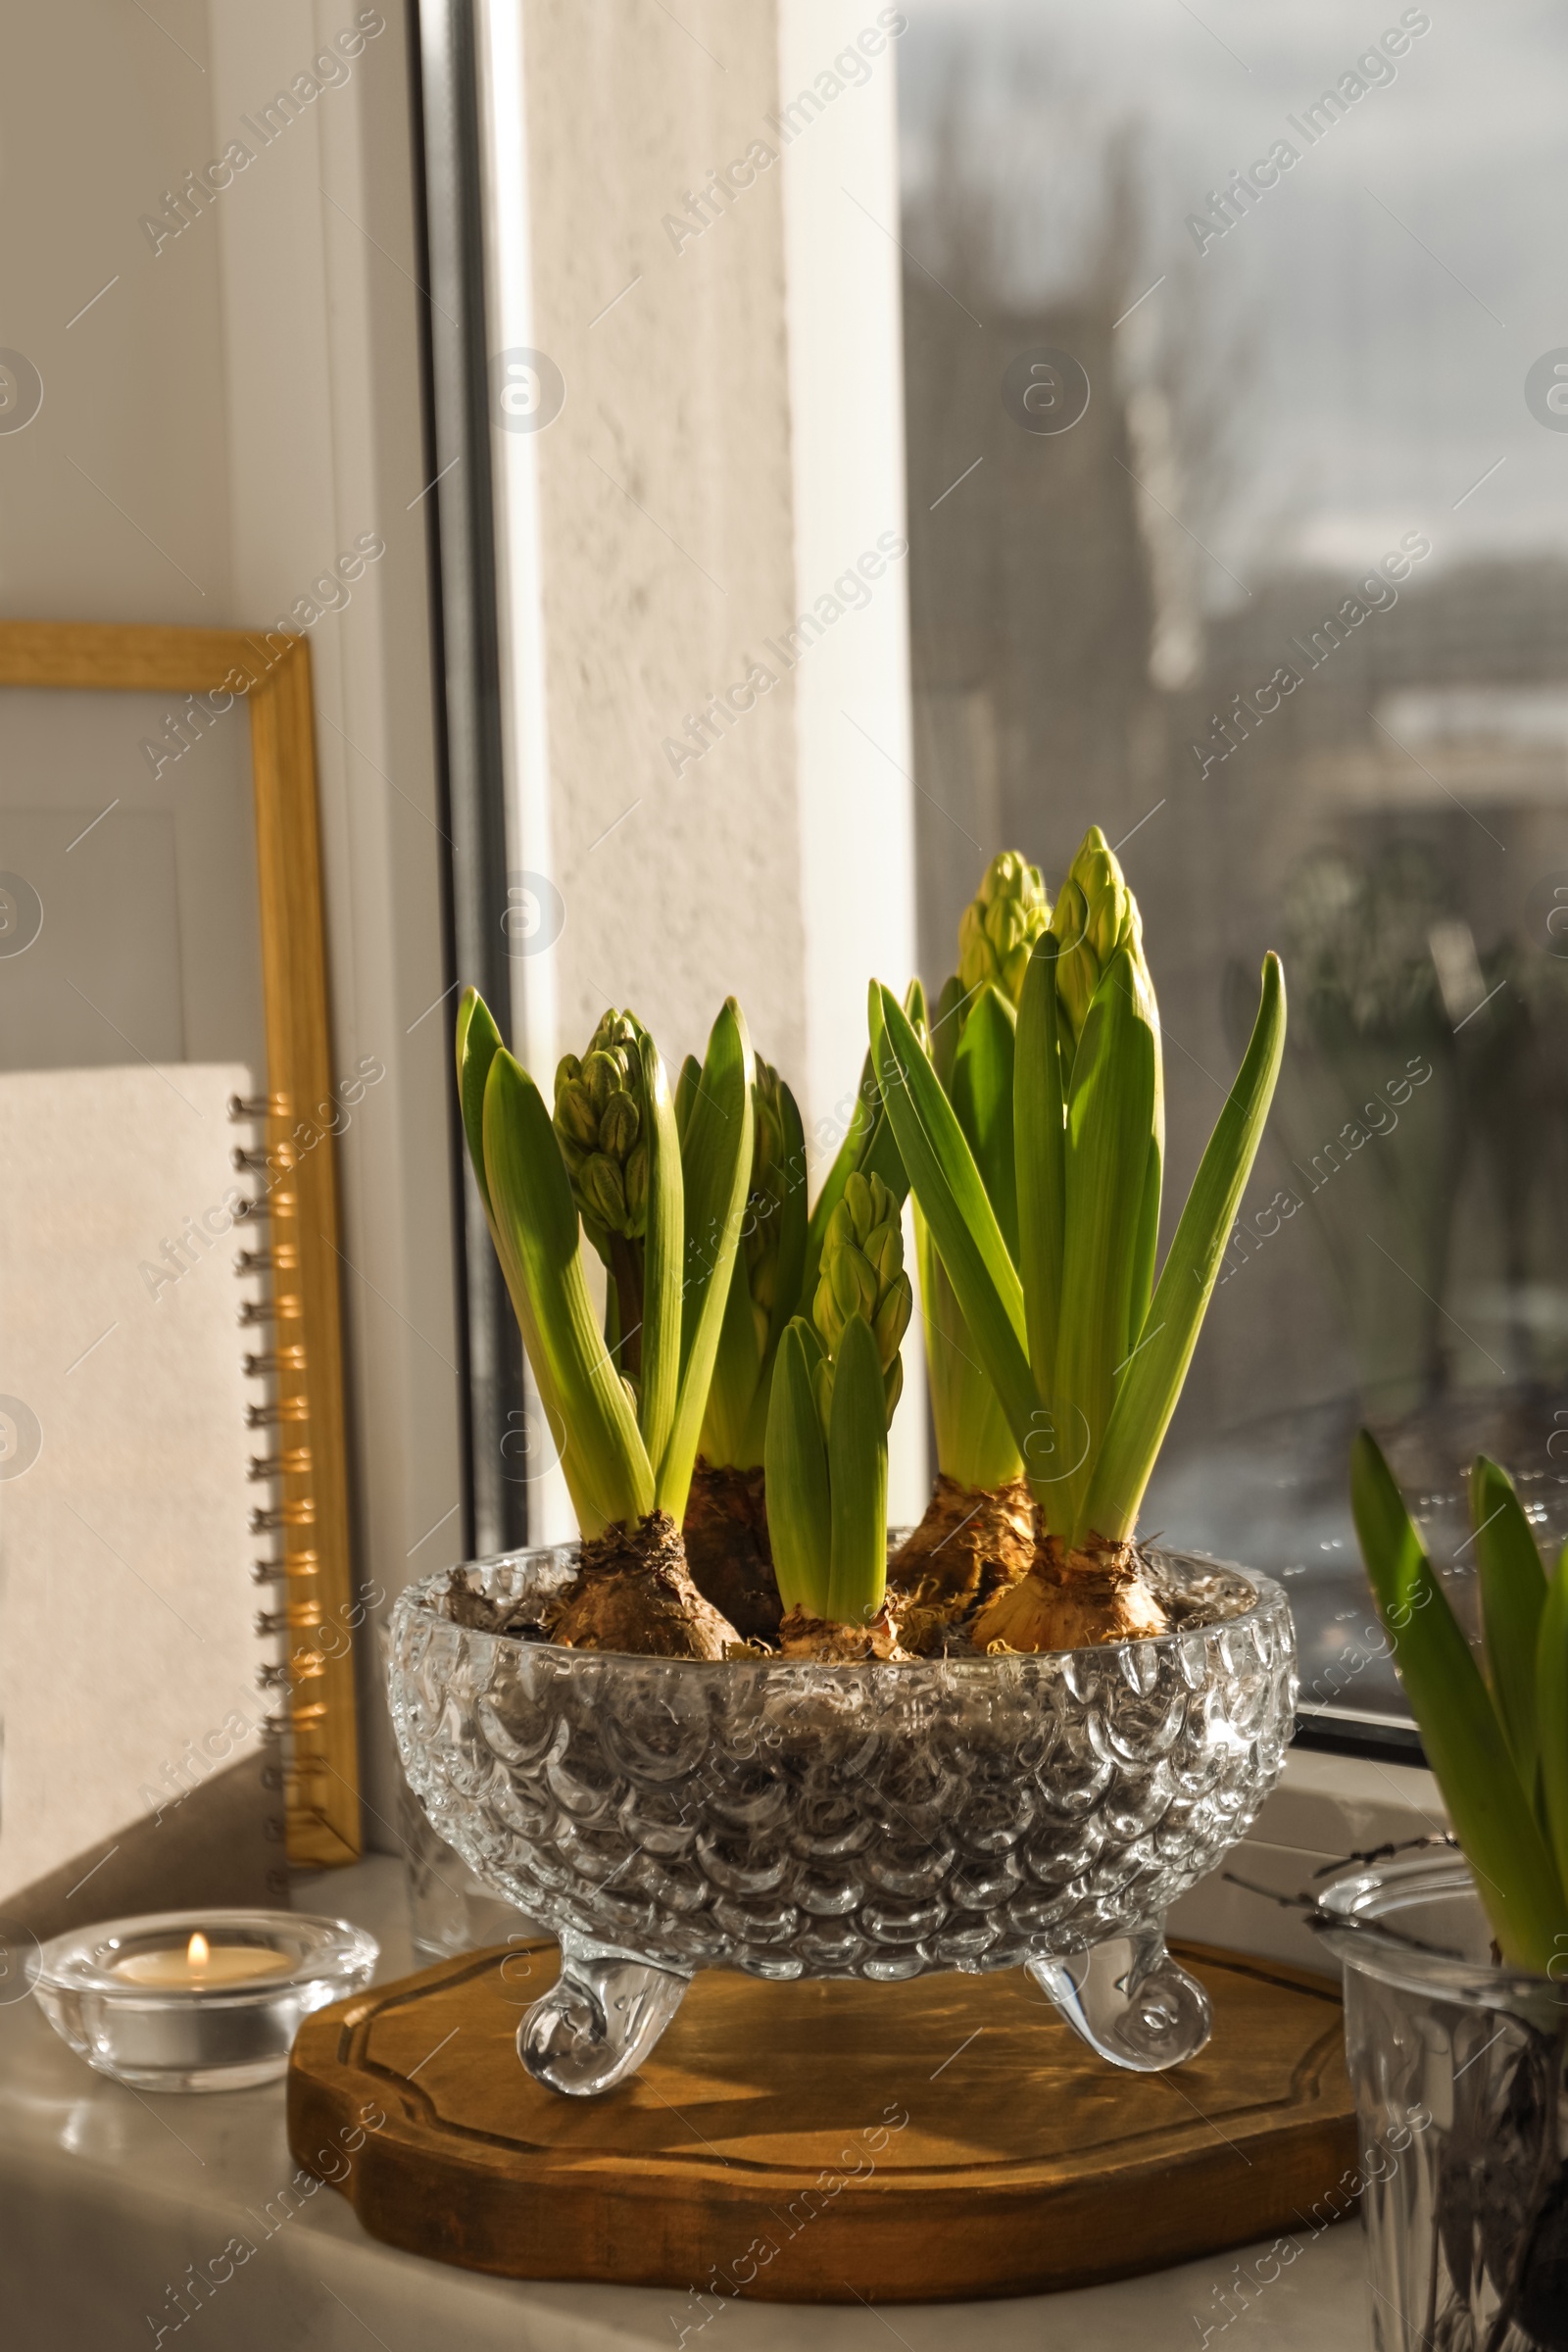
[230,1094,288,1861]
[244,1397,309,1429]
[248,1499,316,1535]
[248,1449,312,1482]
[234,1244,297,1276]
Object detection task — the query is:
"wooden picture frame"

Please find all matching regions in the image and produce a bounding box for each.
[0,621,361,1867]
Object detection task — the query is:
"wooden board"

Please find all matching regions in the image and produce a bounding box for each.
[288,1940,1355,2303]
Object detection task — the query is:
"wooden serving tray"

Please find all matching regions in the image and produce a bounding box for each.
[288,1940,1354,2303]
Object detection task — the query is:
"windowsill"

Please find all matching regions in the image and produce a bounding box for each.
[0,1752,1419,2348]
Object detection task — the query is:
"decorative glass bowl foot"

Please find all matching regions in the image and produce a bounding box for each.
[518,1936,690,2095]
[1028,1924,1212,2071]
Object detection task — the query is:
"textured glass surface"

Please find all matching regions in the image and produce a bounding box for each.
[388,1546,1295,1984]
[1321,1857,1568,2352]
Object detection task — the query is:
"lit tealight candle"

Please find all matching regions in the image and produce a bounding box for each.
[112,1931,293,1989]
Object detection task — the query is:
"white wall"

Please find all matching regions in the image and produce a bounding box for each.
[0,0,463,1855]
[0,0,231,617]
[3,0,927,1860]
[205,1,461,1847]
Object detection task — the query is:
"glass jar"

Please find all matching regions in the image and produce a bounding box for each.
[1319,1853,1568,2352]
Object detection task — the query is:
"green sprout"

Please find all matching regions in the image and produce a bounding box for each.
[764,1171,911,1626]
[689,1054,808,1473]
[916,853,1052,1497]
[684,987,916,1479]
[870,827,1286,1575]
[1350,1433,1568,1975]
[456,986,753,1541]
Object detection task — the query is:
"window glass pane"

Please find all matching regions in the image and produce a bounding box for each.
[898,0,1568,1725]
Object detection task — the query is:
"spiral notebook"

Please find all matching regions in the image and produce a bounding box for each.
[0,1063,288,1939]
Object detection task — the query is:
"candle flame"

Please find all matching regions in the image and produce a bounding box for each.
[188,1932,210,1967]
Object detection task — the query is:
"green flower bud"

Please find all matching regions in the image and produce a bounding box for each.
[871,1270,912,1371]
[811,1167,907,1428]
[812,1271,843,1355]
[555,1077,600,1150]
[842,1169,873,1236]
[957,850,1051,1007]
[599,1088,641,1159]
[553,1008,652,1241]
[581,1049,621,1111]
[623,1142,649,1224]
[741,1056,797,1342]
[1050,826,1146,1050]
[580,1153,627,1231]
[832,1242,878,1325]
[867,1219,902,1289]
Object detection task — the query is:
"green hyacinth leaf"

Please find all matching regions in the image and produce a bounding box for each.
[700,1248,763,1469]
[869,981,1035,1451]
[662,997,754,1519]
[951,980,1018,1261]
[1538,1545,1568,1901]
[1472,1454,1549,1793]
[635,1030,682,1481]
[1352,1430,1568,1973]
[915,1205,1021,1490]
[764,1318,831,1617]
[1013,932,1065,1422]
[930,973,968,1097]
[456,986,506,1228]
[674,1053,702,1152]
[802,1048,878,1314]
[826,1309,889,1627]
[761,1070,810,1360]
[481,1047,653,1537]
[800,993,917,1321]
[1056,946,1157,1541]
[1127,1132,1163,1366]
[1081,954,1285,1544]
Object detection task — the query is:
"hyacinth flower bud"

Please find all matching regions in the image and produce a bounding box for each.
[957,850,1051,1007]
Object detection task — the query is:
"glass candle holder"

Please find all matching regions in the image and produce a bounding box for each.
[30,1909,377,2092]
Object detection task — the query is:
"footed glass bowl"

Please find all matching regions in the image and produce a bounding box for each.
[388,1544,1296,2095]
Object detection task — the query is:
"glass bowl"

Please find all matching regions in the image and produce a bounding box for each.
[388,1543,1296,2094]
[30,1909,378,2092]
